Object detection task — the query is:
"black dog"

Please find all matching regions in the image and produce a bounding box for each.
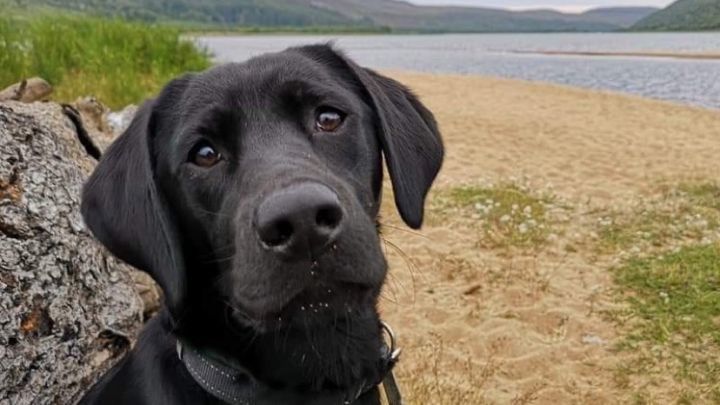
[79,44,443,405]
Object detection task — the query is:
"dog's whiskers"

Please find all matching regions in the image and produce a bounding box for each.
[379,289,400,305]
[380,222,431,239]
[187,204,235,219]
[380,236,420,302]
[221,300,263,352]
[380,262,403,302]
[198,241,236,256]
[201,253,236,265]
[301,316,323,361]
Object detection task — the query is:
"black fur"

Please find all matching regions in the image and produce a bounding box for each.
[79,45,443,405]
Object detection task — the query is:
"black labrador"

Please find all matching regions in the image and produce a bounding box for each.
[79,44,443,405]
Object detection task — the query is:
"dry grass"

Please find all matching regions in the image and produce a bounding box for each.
[396,336,495,404]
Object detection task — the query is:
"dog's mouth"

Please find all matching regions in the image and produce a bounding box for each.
[230,281,377,332]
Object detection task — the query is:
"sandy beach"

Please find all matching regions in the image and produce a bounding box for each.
[376,72,720,404]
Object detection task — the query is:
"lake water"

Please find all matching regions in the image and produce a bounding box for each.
[197,33,720,109]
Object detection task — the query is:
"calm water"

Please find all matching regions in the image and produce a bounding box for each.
[197,33,720,109]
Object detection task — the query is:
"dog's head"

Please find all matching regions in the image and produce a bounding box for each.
[81,45,443,390]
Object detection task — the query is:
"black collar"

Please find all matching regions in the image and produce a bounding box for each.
[177,322,402,405]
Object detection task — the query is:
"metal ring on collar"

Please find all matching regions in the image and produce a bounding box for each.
[380,321,402,362]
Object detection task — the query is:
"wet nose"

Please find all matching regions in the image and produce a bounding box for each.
[254,183,344,260]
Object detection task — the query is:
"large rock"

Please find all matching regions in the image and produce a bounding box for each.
[0,101,143,405]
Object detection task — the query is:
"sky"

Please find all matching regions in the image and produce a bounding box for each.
[405,0,674,13]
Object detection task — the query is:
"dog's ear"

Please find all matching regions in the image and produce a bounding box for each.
[81,75,193,317]
[357,68,444,228]
[294,45,444,229]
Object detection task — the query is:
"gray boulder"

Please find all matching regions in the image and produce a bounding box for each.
[0,101,143,405]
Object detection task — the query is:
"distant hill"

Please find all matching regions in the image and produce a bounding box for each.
[302,0,623,32]
[580,7,659,28]
[632,0,720,31]
[2,0,660,32]
[1,0,373,27]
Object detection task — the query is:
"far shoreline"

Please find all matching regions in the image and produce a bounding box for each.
[508,49,720,61]
[381,69,719,113]
[185,30,720,37]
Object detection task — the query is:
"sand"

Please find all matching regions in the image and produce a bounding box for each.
[376,72,720,404]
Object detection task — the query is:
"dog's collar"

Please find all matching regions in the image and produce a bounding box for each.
[177,321,403,405]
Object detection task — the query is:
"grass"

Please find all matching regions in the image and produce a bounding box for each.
[398,333,550,404]
[397,335,495,405]
[597,208,685,252]
[610,243,720,401]
[0,15,210,109]
[596,182,720,254]
[587,181,720,401]
[676,182,720,212]
[431,184,557,249]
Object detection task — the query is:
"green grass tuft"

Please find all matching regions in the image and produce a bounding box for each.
[0,15,210,109]
[611,243,720,400]
[597,182,720,253]
[432,184,556,249]
[615,244,720,345]
[676,182,720,212]
[597,209,681,251]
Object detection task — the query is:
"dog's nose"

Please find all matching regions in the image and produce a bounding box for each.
[254,183,344,260]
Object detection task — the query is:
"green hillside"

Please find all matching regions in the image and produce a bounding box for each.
[0,0,657,32]
[1,0,376,28]
[580,7,658,28]
[632,0,720,31]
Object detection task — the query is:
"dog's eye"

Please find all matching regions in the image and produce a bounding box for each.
[315,108,345,133]
[190,142,221,167]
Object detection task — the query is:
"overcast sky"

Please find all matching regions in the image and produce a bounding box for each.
[405,0,674,12]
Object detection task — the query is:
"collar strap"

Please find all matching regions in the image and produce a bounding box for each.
[177,321,402,405]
